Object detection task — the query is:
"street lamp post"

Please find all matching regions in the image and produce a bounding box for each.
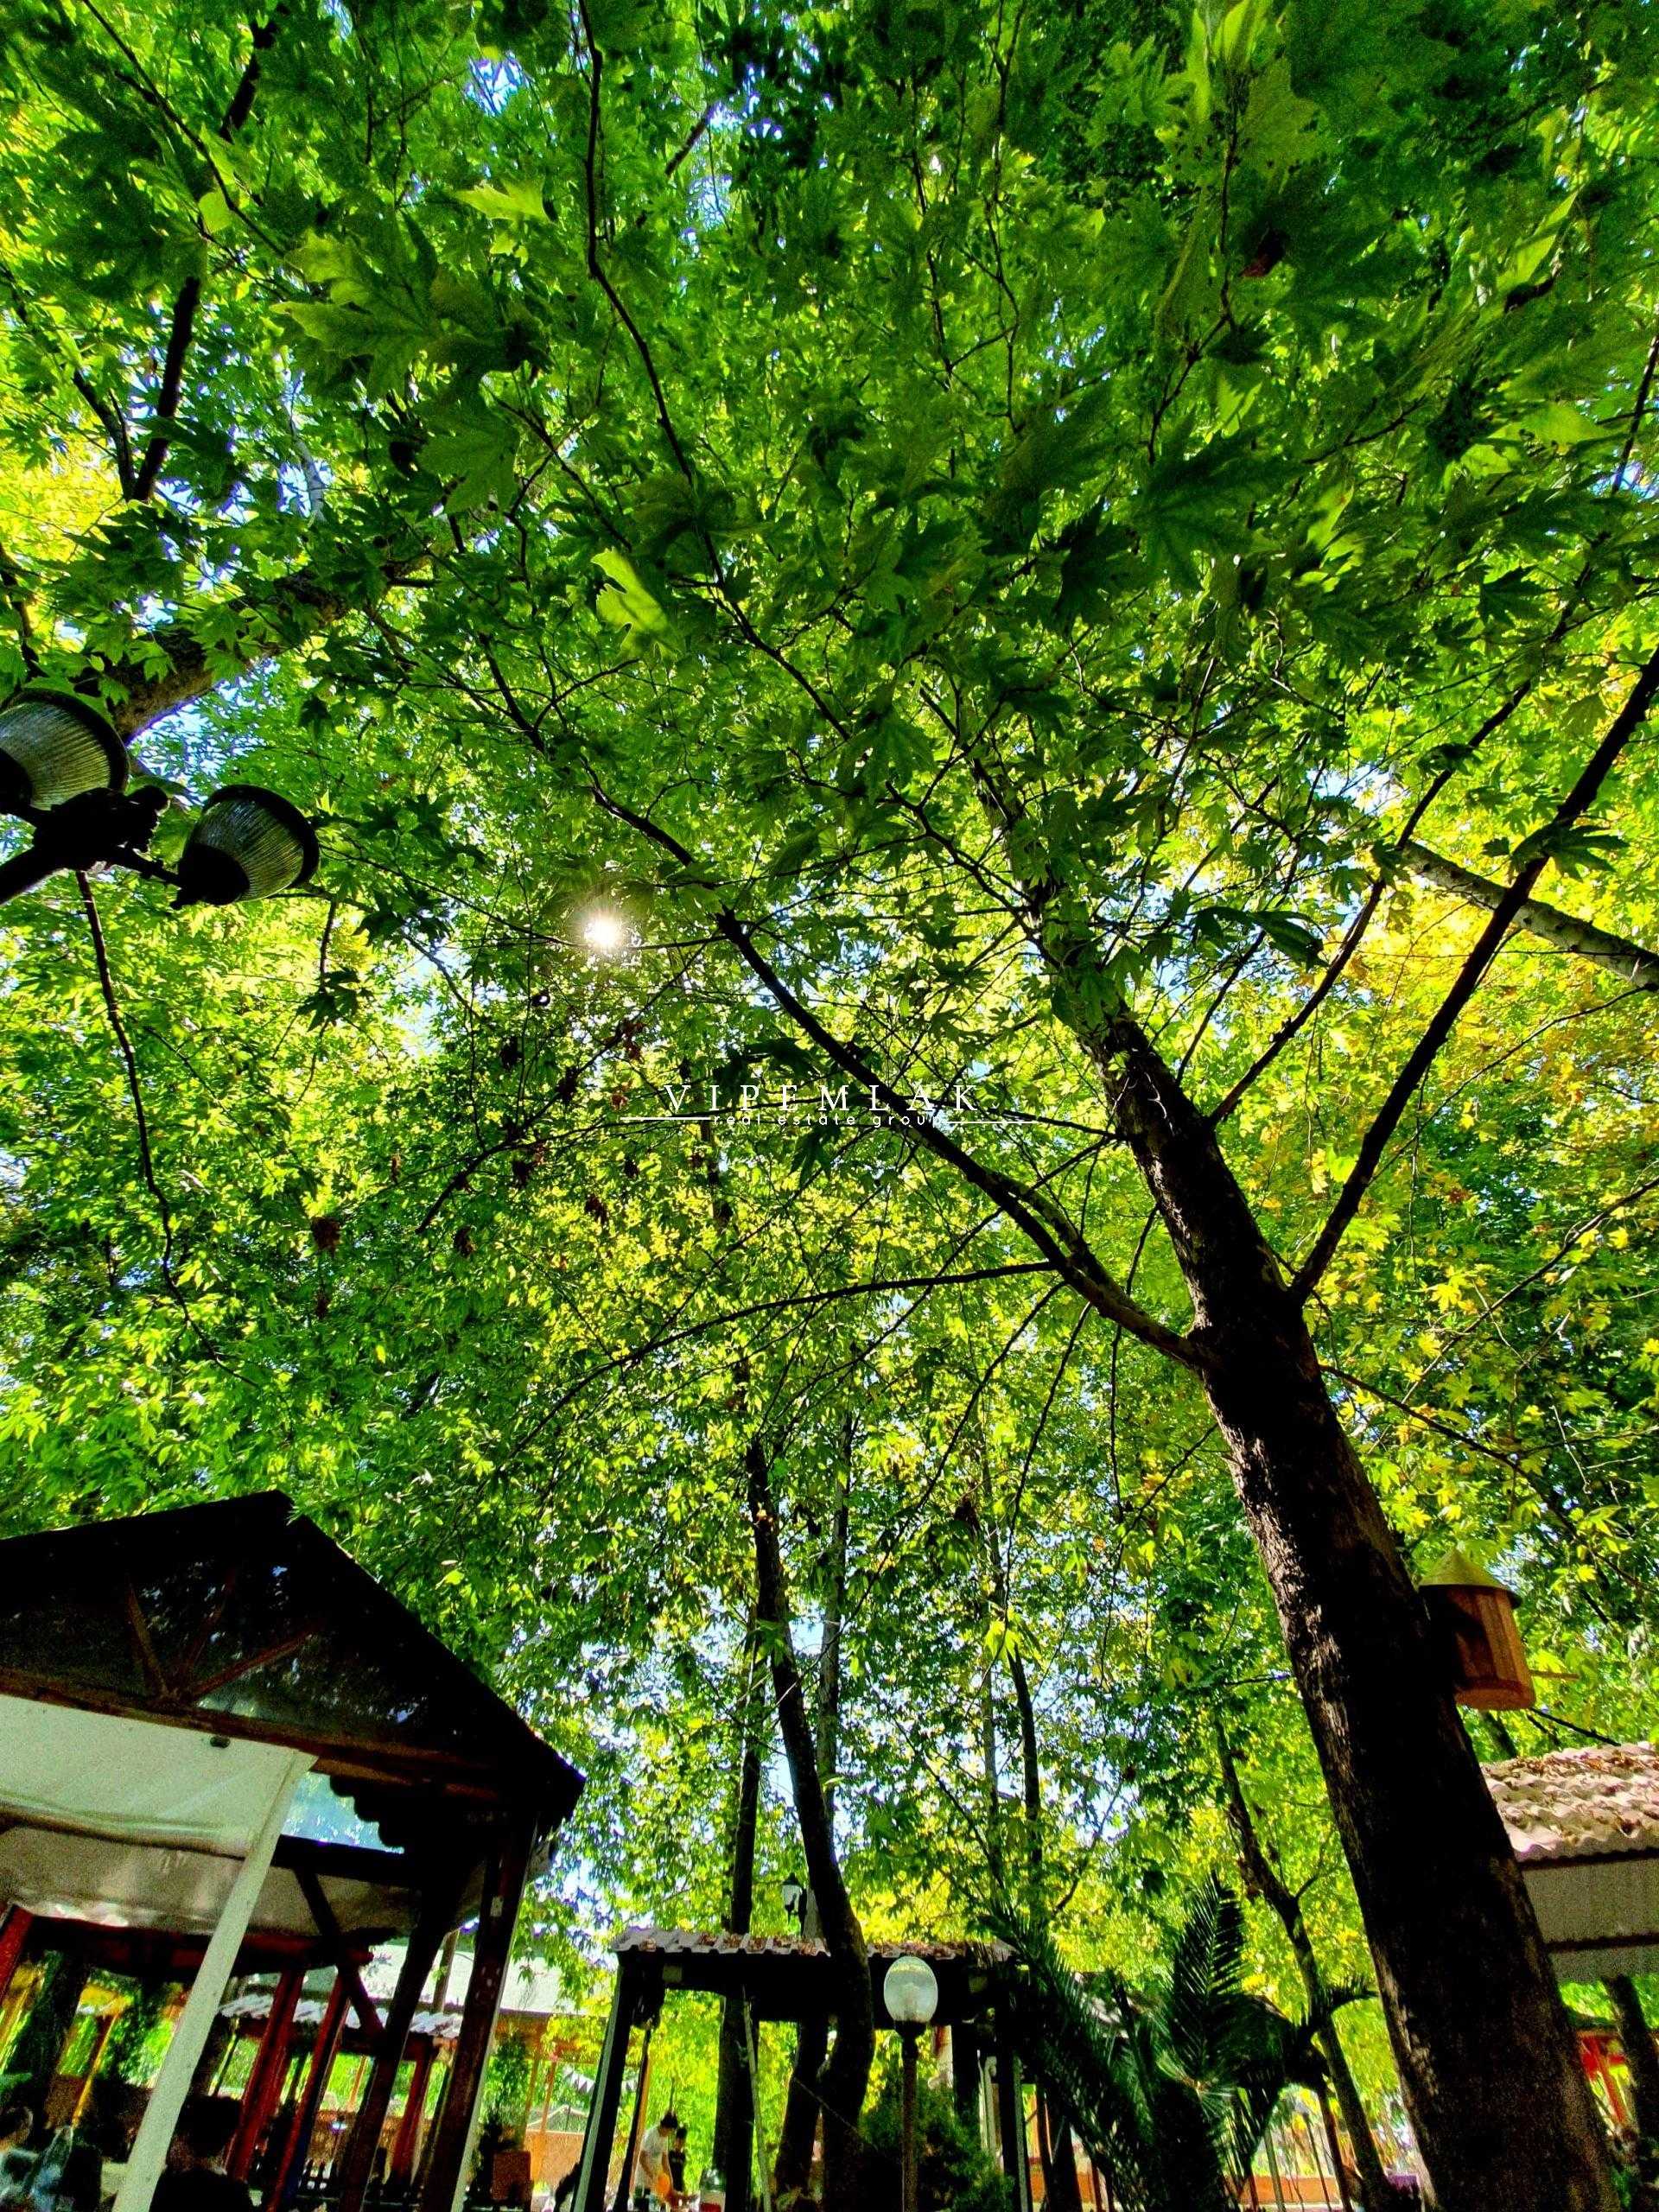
[882,1956,938,2212]
[0,687,319,910]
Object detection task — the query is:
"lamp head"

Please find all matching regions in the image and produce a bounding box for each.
[882,1954,939,2029]
[175,784,320,907]
[0,689,127,818]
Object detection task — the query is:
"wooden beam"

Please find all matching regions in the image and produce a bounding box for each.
[609,2016,654,2212]
[187,1620,327,1702]
[0,1667,512,1801]
[271,1834,422,1891]
[993,2020,1033,2212]
[123,1576,172,1699]
[296,1866,385,2047]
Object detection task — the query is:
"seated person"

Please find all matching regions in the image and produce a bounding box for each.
[26,2127,99,2212]
[0,2107,35,2207]
[152,2101,253,2212]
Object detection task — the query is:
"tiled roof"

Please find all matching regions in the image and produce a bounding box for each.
[614,1924,1011,1967]
[1487,1743,1659,1865]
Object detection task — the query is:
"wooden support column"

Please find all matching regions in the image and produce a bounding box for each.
[416,1821,536,2212]
[571,1962,638,2212]
[232,1968,306,2180]
[608,2014,654,2212]
[390,2039,436,2187]
[336,1891,459,2212]
[72,2012,121,2126]
[992,2020,1033,2212]
[265,1974,350,2212]
[951,2024,981,2132]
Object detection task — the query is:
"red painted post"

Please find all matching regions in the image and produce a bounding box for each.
[391,2040,435,2188]
[0,1910,34,2009]
[232,1968,306,2181]
[264,1976,349,2212]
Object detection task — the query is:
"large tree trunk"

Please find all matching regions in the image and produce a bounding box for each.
[1086,1012,1615,2212]
[747,1441,874,2212]
[713,1624,765,2212]
[1217,1734,1392,2212]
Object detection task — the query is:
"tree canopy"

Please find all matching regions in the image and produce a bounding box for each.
[3,0,1658,2202]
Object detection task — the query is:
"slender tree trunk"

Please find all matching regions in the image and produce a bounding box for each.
[819,1432,851,1812]
[1315,2083,1355,2212]
[774,1450,851,2201]
[1217,1735,1390,2212]
[1607,1976,1659,2190]
[1083,1012,1614,2212]
[713,1624,765,2212]
[747,1441,874,2212]
[979,1435,1082,2212]
[978,1452,1007,1898]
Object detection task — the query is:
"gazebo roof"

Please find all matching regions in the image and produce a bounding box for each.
[613,1925,1012,2025]
[0,1495,582,1953]
[1488,1743,1659,1980]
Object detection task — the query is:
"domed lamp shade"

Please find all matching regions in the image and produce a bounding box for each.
[0,689,127,817]
[175,785,320,907]
[1420,1548,1536,1712]
[882,1955,939,2030]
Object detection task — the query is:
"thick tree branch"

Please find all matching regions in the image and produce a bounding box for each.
[1294,646,1659,1300]
[96,551,428,737]
[1399,840,1659,988]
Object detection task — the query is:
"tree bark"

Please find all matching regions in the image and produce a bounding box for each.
[747,1440,874,2212]
[1083,1011,1614,2212]
[1217,1734,1391,2212]
[713,1626,765,2212]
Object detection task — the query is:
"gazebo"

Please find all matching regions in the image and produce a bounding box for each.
[0,1494,583,2212]
[568,1927,1032,2212]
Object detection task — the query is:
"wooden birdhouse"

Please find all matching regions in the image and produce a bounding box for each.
[1420,1548,1536,1711]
